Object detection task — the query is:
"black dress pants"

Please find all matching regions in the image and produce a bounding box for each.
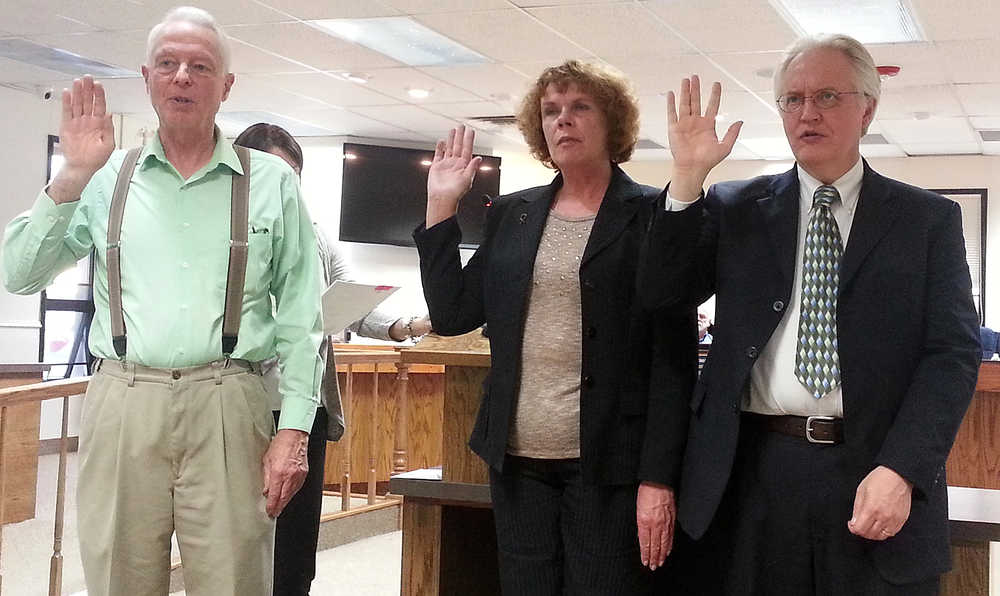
[681,418,940,596]
[488,455,655,596]
[272,407,329,596]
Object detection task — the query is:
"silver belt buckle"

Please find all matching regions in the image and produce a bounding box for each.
[805,415,837,444]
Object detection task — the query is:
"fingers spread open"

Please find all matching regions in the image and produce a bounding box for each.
[93,81,108,118]
[705,81,722,120]
[690,74,702,116]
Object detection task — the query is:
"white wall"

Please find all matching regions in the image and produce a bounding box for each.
[622,154,1000,326]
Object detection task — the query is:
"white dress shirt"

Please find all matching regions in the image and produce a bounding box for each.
[667,159,864,416]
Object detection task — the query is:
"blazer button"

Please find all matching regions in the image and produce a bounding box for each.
[582,279,595,290]
[587,326,597,339]
[745,346,759,359]
[583,375,595,389]
[772,300,785,312]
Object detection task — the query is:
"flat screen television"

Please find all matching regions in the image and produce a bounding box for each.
[339,142,502,249]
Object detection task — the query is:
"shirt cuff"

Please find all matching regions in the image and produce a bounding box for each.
[664,189,703,212]
[276,395,318,433]
[32,190,79,230]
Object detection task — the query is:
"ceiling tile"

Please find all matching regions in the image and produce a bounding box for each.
[954,84,1000,117]
[911,0,1000,42]
[29,30,148,72]
[605,54,732,96]
[878,117,977,144]
[899,142,982,155]
[227,38,311,74]
[352,104,462,132]
[294,107,411,137]
[709,51,784,93]
[868,43,950,88]
[261,72,402,107]
[935,40,1000,84]
[643,0,797,54]
[417,64,531,105]
[877,85,965,120]
[527,3,687,59]
[363,67,483,103]
[419,101,508,119]
[227,22,403,71]
[382,0,511,13]
[415,9,588,63]
[0,56,77,85]
[3,1,98,36]
[225,77,333,112]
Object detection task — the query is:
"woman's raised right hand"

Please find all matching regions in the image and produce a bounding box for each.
[426,125,482,228]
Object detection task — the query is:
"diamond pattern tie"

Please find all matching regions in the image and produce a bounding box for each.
[796,185,843,399]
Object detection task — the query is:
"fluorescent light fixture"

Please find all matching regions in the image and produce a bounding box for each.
[311,17,489,67]
[407,87,431,99]
[338,72,370,84]
[420,159,433,166]
[344,153,358,160]
[217,111,333,137]
[768,0,926,43]
[0,38,137,78]
[479,165,493,171]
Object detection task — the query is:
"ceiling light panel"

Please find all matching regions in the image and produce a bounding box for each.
[0,38,136,77]
[311,17,489,67]
[768,0,927,44]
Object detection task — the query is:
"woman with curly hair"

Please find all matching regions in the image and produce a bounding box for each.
[413,60,697,594]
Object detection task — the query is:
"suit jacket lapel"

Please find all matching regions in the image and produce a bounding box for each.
[839,161,901,289]
[581,165,643,266]
[755,167,800,287]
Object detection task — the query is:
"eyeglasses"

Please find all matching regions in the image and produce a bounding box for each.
[776,89,865,113]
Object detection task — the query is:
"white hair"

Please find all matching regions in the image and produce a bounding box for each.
[146,6,231,73]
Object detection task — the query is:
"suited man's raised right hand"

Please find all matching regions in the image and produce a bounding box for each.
[49,75,116,205]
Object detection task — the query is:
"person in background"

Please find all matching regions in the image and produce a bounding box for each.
[640,33,980,595]
[414,60,696,595]
[697,312,713,344]
[234,122,429,596]
[2,8,322,595]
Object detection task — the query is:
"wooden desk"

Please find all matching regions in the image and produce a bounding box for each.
[0,363,49,524]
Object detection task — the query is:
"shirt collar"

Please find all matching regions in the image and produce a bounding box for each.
[137,125,244,176]
[797,158,863,211]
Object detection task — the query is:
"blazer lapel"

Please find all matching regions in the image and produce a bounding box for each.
[755,167,800,287]
[839,161,901,289]
[581,165,644,266]
[513,175,558,282]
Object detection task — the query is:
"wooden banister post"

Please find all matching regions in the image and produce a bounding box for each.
[47,395,71,595]
[392,362,410,475]
[368,366,379,505]
[341,364,353,512]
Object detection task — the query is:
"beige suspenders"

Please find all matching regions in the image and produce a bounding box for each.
[106,145,252,360]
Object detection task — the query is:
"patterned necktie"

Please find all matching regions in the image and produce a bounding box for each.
[795,185,843,399]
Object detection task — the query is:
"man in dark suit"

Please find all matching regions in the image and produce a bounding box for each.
[640,34,981,594]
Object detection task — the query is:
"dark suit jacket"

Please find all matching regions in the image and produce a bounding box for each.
[638,162,980,583]
[414,165,696,487]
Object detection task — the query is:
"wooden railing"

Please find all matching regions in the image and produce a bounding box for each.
[331,349,410,511]
[0,376,89,596]
[0,350,418,593]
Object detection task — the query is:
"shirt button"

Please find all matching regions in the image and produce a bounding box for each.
[181,262,190,269]
[746,346,759,359]
[583,375,595,389]
[47,216,56,224]
[180,304,189,310]
[171,370,181,380]
[183,222,191,228]
[582,279,595,290]
[772,300,785,312]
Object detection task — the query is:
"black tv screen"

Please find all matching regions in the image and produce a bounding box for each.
[339,142,501,248]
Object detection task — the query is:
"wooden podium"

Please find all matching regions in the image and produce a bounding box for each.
[0,364,48,525]
[942,361,1000,596]
[393,331,500,596]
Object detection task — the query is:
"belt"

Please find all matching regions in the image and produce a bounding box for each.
[744,412,844,445]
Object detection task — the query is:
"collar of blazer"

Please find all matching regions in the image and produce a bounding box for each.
[753,159,902,291]
[513,163,646,267]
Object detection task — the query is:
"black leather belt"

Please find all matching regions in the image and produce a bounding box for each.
[744,412,844,445]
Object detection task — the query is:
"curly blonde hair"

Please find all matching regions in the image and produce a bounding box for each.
[516,60,640,169]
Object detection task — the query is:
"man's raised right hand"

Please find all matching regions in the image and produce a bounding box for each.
[49,75,116,205]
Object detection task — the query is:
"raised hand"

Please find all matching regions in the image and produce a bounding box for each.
[426,125,482,228]
[666,75,742,202]
[49,75,116,204]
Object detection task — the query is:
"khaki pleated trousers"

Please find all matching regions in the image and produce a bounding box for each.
[78,359,275,596]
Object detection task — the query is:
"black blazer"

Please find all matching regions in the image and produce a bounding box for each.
[415,165,696,487]
[638,162,981,583]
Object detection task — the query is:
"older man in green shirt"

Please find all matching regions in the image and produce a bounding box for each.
[1,7,321,596]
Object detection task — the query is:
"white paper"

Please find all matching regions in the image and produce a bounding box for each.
[321,280,399,334]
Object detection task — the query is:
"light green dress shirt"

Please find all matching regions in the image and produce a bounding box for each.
[2,130,323,432]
